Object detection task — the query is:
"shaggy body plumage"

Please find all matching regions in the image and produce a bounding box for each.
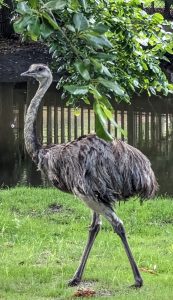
[39,135,156,206]
[22,64,158,288]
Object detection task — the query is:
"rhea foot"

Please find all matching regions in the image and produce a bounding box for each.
[68,277,81,287]
[130,278,143,289]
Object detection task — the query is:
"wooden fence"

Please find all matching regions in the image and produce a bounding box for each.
[0,82,173,159]
[7,81,172,158]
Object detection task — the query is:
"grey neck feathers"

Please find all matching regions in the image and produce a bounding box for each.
[24,75,52,161]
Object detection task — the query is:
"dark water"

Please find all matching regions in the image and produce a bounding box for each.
[0,80,173,195]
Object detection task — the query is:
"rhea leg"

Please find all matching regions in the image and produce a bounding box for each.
[68,212,101,286]
[105,210,143,288]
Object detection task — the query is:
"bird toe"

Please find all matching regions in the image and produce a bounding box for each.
[130,279,143,289]
[68,277,81,287]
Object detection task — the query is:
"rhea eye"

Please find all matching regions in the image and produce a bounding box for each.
[37,67,44,72]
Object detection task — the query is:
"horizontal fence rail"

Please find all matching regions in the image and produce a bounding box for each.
[5,82,172,159]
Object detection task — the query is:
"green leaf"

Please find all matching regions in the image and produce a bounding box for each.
[42,12,60,30]
[68,0,80,10]
[74,61,90,81]
[102,65,113,78]
[66,24,76,32]
[16,2,31,15]
[101,105,113,120]
[28,0,37,9]
[162,56,170,63]
[80,0,87,11]
[89,85,102,100]
[64,85,89,95]
[84,34,112,48]
[101,104,126,136]
[91,58,112,77]
[165,46,173,55]
[149,64,160,74]
[40,21,54,38]
[27,17,40,39]
[49,43,57,54]
[90,58,102,72]
[96,53,116,60]
[52,50,59,58]
[93,23,109,34]
[13,16,33,33]
[95,114,113,141]
[43,0,67,10]
[136,37,149,46]
[93,102,113,141]
[141,62,148,70]
[93,97,126,138]
[83,97,90,104]
[98,78,125,96]
[99,96,113,111]
[149,86,156,95]
[152,13,164,23]
[73,13,89,31]
[133,79,139,88]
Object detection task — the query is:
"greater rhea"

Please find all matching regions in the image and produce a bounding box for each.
[21,64,158,287]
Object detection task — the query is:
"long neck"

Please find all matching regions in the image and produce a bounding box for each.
[24,75,52,161]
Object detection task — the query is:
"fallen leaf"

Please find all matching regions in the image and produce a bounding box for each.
[139,267,158,275]
[73,288,96,297]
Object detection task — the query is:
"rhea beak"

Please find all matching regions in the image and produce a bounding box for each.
[21,70,34,77]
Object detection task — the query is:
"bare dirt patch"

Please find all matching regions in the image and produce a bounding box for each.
[0,37,51,82]
[73,281,113,298]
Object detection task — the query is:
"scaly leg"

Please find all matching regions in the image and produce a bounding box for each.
[68,212,101,286]
[105,210,143,288]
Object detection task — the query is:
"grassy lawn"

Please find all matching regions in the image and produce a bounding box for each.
[0,187,173,299]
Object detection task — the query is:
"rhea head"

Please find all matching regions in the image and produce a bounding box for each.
[21,64,52,83]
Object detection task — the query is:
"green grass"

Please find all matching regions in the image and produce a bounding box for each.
[0,187,173,299]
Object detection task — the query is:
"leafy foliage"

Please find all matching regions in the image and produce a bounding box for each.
[0,0,5,7]
[13,0,173,140]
